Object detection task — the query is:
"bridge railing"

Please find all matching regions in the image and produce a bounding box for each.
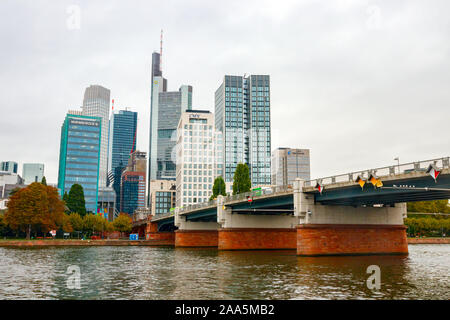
[224,185,293,202]
[178,199,218,214]
[152,211,175,221]
[305,156,450,188]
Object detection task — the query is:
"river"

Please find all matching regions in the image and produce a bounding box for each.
[0,244,448,299]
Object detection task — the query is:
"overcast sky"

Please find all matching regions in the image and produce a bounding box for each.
[1,0,449,184]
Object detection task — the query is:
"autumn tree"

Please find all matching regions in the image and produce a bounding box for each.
[0,213,8,237]
[232,163,251,195]
[5,183,65,239]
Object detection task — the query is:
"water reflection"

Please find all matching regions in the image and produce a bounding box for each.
[0,245,448,300]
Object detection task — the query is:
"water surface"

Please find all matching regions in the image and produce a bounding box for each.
[0,244,448,299]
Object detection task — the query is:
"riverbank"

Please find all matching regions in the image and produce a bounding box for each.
[0,239,174,247]
[0,237,449,247]
[407,237,450,244]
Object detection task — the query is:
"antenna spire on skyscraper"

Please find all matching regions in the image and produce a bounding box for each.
[160,29,163,73]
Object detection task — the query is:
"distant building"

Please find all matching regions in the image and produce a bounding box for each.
[0,171,25,200]
[215,75,271,186]
[176,110,220,207]
[82,85,111,188]
[149,179,176,216]
[22,163,44,185]
[148,51,193,205]
[120,151,146,215]
[271,148,310,186]
[107,109,138,211]
[97,186,116,221]
[58,113,101,213]
[1,161,18,174]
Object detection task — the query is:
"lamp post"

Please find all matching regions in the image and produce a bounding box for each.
[394,157,400,173]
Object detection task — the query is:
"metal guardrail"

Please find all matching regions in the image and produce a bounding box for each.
[305,157,449,188]
[178,199,217,214]
[152,212,175,221]
[152,157,449,217]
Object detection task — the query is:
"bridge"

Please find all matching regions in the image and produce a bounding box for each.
[136,157,450,256]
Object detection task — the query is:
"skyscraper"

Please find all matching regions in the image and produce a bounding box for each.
[214,75,271,185]
[121,151,147,215]
[148,52,192,204]
[58,113,101,213]
[82,85,111,188]
[1,161,18,174]
[107,109,138,211]
[22,163,44,185]
[271,148,310,186]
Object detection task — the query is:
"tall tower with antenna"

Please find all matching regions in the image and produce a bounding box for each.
[160,29,163,73]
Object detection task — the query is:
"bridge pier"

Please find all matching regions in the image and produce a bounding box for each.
[294,179,408,256]
[217,196,297,250]
[145,221,175,243]
[174,211,219,247]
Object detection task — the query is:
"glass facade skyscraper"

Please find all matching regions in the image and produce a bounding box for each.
[214,75,271,185]
[107,110,138,211]
[148,52,192,204]
[22,163,44,185]
[58,113,101,213]
[120,151,146,215]
[82,85,111,188]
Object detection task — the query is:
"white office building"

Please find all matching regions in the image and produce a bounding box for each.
[271,148,310,186]
[175,110,222,208]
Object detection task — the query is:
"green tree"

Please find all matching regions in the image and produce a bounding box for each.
[232,163,251,195]
[68,213,83,236]
[407,200,450,213]
[41,176,47,186]
[210,176,227,200]
[113,213,132,236]
[82,214,97,236]
[66,184,86,216]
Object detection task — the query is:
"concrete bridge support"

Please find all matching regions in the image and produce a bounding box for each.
[174,210,220,247]
[294,179,408,256]
[217,196,297,250]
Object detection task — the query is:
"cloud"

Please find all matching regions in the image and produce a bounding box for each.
[0,0,449,183]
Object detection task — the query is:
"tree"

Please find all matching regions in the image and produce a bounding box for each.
[210,176,227,200]
[68,213,83,235]
[232,163,251,195]
[66,184,86,216]
[61,214,73,233]
[8,187,21,197]
[5,183,66,239]
[407,200,450,213]
[0,213,8,237]
[41,176,47,186]
[113,213,132,236]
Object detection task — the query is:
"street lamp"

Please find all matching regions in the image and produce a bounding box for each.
[394,157,400,173]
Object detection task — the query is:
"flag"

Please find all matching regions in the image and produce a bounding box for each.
[355,175,366,189]
[426,164,441,182]
[368,173,383,188]
[315,182,324,194]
